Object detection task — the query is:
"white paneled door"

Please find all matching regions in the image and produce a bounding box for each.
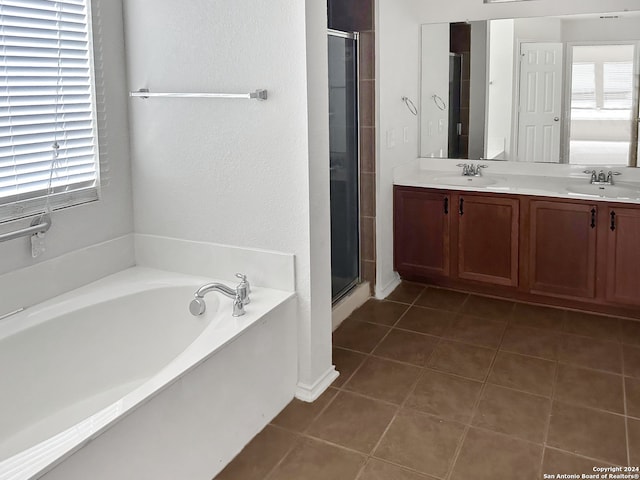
[516,43,563,163]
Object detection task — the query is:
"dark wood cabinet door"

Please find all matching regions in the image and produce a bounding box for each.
[606,206,640,306]
[394,186,450,278]
[456,194,519,287]
[529,200,597,299]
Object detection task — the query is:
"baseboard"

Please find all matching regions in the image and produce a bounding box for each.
[375,273,401,300]
[331,282,370,331]
[294,366,339,403]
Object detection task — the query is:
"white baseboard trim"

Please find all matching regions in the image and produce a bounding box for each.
[375,273,401,300]
[331,282,370,331]
[295,366,339,403]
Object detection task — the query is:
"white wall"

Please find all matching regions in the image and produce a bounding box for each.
[0,0,133,278]
[123,0,334,400]
[376,0,640,298]
[420,23,450,158]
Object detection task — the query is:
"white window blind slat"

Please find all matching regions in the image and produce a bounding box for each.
[0,0,99,223]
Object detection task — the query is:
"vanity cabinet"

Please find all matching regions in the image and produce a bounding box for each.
[394,187,518,287]
[393,187,450,278]
[456,194,519,287]
[605,206,640,307]
[528,200,597,299]
[394,185,640,316]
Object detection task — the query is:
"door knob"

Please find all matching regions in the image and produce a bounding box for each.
[553,117,560,122]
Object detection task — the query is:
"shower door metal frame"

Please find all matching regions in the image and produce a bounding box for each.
[328,29,361,304]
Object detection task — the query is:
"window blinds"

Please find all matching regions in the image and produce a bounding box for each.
[571,63,596,109]
[0,0,99,222]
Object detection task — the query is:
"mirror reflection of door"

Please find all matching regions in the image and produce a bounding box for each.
[516,43,563,163]
[567,44,638,166]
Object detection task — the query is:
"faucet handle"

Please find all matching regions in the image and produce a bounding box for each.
[235,273,251,292]
[235,273,251,305]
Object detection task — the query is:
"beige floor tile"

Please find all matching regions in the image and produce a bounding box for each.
[472,384,551,443]
[395,306,456,337]
[488,351,555,397]
[547,401,627,465]
[450,428,542,480]
[214,425,297,480]
[268,437,366,480]
[372,329,438,366]
[405,370,482,423]
[428,340,495,381]
[344,356,421,405]
[306,391,396,454]
[374,409,465,478]
[555,364,624,414]
[333,320,390,353]
[349,299,409,326]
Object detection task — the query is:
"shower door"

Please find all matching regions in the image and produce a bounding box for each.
[328,30,360,302]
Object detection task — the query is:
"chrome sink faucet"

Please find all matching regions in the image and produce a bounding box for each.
[457,163,488,177]
[584,169,621,185]
[189,273,251,317]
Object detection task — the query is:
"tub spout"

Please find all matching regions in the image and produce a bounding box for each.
[190,280,248,317]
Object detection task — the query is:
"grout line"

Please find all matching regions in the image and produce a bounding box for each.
[442,313,508,480]
[623,352,632,467]
[539,356,560,477]
[543,445,626,468]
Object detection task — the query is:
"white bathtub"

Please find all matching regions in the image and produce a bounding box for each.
[0,267,297,480]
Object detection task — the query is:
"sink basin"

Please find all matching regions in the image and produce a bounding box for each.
[431,175,498,187]
[566,183,640,199]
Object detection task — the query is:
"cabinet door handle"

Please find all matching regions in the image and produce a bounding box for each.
[590,208,596,229]
[610,211,616,231]
[444,197,449,215]
[459,198,464,216]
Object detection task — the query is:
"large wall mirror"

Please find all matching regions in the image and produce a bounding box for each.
[420,12,640,166]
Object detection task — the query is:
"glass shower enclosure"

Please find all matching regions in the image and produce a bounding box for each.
[328,30,360,302]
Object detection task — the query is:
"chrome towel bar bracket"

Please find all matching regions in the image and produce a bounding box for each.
[0,214,51,244]
[129,88,268,100]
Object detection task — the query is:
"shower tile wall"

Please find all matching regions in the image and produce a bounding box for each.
[329,0,377,294]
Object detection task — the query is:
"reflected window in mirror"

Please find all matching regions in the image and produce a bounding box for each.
[568,44,636,166]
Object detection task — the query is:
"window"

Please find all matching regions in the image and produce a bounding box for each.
[571,63,596,109]
[603,61,634,109]
[0,0,99,223]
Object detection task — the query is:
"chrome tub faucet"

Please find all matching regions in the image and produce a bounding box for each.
[189,273,251,317]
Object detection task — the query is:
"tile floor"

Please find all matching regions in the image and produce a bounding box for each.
[214,282,640,480]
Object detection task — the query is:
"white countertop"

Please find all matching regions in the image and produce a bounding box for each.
[394,158,640,204]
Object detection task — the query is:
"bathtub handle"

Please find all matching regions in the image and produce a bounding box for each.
[235,273,251,305]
